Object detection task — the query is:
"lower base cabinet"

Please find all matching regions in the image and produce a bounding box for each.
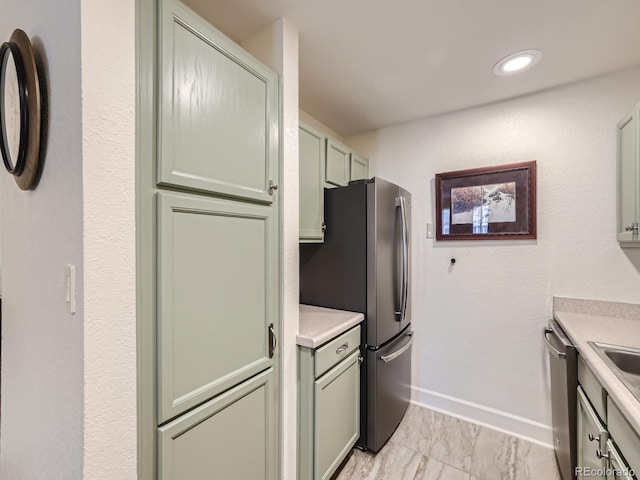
[576,380,638,480]
[605,439,635,480]
[158,368,277,480]
[577,386,608,480]
[299,326,361,480]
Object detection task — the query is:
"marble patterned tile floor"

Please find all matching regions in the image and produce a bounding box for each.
[334,404,560,480]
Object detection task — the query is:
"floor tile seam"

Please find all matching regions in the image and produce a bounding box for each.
[406,447,474,478]
[434,456,473,477]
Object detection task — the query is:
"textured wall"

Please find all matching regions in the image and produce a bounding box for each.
[81,0,137,478]
[348,67,640,444]
[0,1,84,478]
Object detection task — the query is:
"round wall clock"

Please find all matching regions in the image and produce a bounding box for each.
[0,29,44,190]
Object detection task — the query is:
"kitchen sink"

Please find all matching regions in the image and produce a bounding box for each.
[588,342,640,402]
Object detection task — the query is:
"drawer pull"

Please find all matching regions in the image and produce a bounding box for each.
[336,343,349,354]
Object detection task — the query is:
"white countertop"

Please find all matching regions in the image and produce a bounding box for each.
[553,309,640,435]
[298,304,364,349]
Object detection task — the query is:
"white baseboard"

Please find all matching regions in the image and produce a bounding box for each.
[411,386,554,448]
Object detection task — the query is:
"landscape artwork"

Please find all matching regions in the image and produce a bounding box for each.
[451,182,516,225]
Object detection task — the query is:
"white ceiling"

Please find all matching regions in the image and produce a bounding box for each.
[183,0,640,136]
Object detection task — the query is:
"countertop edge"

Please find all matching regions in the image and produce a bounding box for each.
[297,305,365,349]
[296,315,363,349]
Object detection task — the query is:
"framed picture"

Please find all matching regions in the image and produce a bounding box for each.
[435,161,536,241]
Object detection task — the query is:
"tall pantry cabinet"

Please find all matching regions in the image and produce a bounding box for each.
[138,1,281,478]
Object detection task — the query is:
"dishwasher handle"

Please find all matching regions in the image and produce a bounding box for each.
[543,326,567,360]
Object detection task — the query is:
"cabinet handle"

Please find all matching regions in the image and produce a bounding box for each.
[588,433,600,442]
[321,223,327,233]
[268,323,277,358]
[596,449,610,460]
[336,343,349,354]
[268,179,278,195]
[625,222,639,234]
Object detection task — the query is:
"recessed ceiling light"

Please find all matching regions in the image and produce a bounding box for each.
[493,50,542,76]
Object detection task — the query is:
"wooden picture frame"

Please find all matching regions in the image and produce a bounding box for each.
[435,161,536,241]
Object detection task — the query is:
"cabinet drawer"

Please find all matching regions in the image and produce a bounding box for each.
[579,355,607,422]
[607,400,640,476]
[315,326,360,378]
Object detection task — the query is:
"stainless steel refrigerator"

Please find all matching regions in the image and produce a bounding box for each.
[300,177,412,452]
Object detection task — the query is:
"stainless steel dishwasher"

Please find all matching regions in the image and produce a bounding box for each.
[544,319,578,480]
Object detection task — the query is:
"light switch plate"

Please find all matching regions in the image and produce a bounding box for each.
[426,223,434,238]
[66,264,76,314]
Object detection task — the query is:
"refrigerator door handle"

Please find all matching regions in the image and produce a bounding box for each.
[394,197,404,318]
[379,334,414,363]
[395,196,409,323]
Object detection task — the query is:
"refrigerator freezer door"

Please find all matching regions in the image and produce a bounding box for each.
[364,328,413,452]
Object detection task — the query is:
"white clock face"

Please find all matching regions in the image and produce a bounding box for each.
[2,49,21,164]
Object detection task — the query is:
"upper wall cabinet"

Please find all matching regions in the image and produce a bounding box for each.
[158,0,279,203]
[617,102,640,246]
[300,123,326,242]
[299,122,369,242]
[326,138,351,187]
[350,153,369,181]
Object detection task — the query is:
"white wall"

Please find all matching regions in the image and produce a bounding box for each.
[81,0,137,478]
[0,1,85,478]
[348,67,640,444]
[242,19,300,480]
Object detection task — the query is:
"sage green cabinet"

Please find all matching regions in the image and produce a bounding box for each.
[606,400,639,479]
[325,138,370,186]
[576,363,638,480]
[315,351,360,480]
[299,125,369,242]
[299,326,361,480]
[326,138,351,187]
[158,0,279,204]
[617,102,640,246]
[350,153,369,181]
[605,439,635,480]
[158,368,278,480]
[146,1,282,478]
[157,192,277,423]
[300,123,326,242]
[577,386,608,479]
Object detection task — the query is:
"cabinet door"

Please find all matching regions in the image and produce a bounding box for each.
[157,192,277,422]
[314,350,360,480]
[350,154,369,181]
[617,106,639,243]
[158,0,278,203]
[577,387,608,480]
[159,368,278,480]
[300,123,326,242]
[605,439,634,480]
[326,138,351,187]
